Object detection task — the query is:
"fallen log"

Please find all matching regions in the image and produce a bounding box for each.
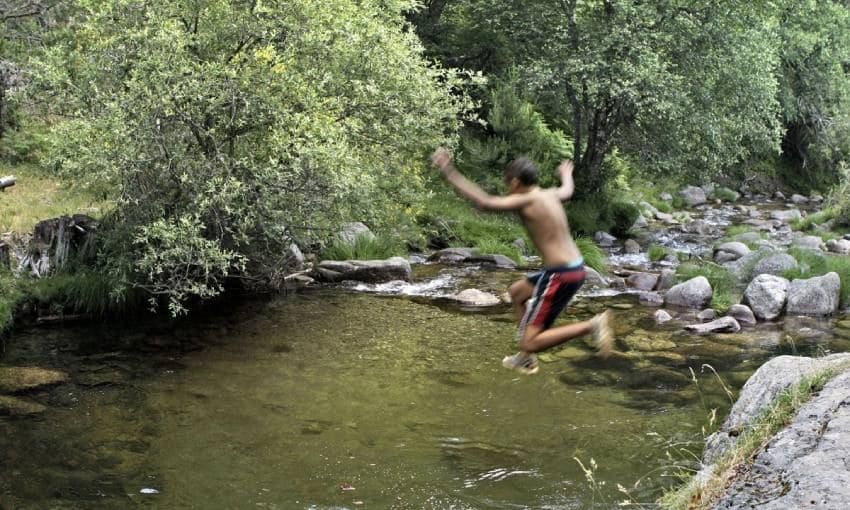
[0,175,15,191]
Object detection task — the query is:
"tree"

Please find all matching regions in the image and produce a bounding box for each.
[32,0,467,314]
[776,0,850,191]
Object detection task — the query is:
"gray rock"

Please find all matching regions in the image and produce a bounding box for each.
[826,238,850,255]
[786,272,841,316]
[627,272,660,291]
[845,233,850,241]
[679,186,707,207]
[631,215,649,229]
[665,276,713,309]
[744,274,789,320]
[512,238,528,255]
[715,242,751,260]
[773,191,786,200]
[654,309,673,323]
[697,308,717,322]
[623,239,641,254]
[584,267,608,287]
[701,183,716,197]
[0,367,68,393]
[655,212,675,223]
[751,253,798,278]
[685,219,715,236]
[791,235,825,251]
[427,247,476,263]
[811,193,824,202]
[770,209,802,222]
[727,304,757,326]
[639,292,665,307]
[714,251,739,264]
[594,231,617,247]
[701,354,850,466]
[338,222,374,244]
[790,193,808,204]
[608,276,627,289]
[659,192,673,202]
[452,289,501,307]
[684,316,740,334]
[314,257,412,283]
[286,243,305,270]
[465,254,518,269]
[639,201,659,216]
[655,269,677,291]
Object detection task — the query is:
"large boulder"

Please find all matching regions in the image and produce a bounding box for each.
[712,367,850,509]
[338,222,374,244]
[627,272,659,291]
[427,247,476,264]
[714,242,750,262]
[314,257,411,283]
[751,253,798,278]
[464,254,518,269]
[701,353,850,466]
[594,231,617,247]
[790,193,809,204]
[826,238,850,255]
[786,272,841,316]
[743,274,789,320]
[791,235,825,251]
[679,186,707,207]
[664,276,713,309]
[769,209,802,222]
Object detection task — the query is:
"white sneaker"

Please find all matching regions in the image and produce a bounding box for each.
[590,310,614,358]
[501,352,539,375]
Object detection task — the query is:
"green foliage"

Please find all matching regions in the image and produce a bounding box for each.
[31,0,468,315]
[322,233,406,262]
[677,262,738,312]
[785,247,850,306]
[651,199,673,214]
[648,245,669,262]
[825,164,850,228]
[0,270,25,334]
[566,198,638,237]
[0,119,49,164]
[714,187,739,202]
[608,201,640,237]
[460,72,571,187]
[472,239,523,265]
[576,237,606,274]
[418,189,527,249]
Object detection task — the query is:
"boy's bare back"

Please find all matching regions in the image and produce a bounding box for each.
[516,188,582,268]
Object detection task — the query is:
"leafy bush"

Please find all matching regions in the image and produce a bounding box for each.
[609,200,640,237]
[322,233,406,261]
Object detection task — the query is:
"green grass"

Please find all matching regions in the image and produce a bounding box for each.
[784,247,850,306]
[677,261,738,312]
[0,162,110,233]
[648,244,669,262]
[471,238,523,265]
[321,233,406,261]
[714,187,739,202]
[651,199,673,214]
[576,236,606,274]
[418,191,528,248]
[790,207,837,232]
[659,368,840,509]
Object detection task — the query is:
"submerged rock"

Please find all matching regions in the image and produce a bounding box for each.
[664,276,712,309]
[744,274,789,320]
[654,310,673,323]
[0,367,68,394]
[451,289,501,307]
[786,272,841,316]
[0,395,46,416]
[697,308,717,322]
[684,316,740,334]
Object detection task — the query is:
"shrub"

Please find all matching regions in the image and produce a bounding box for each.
[609,200,640,237]
[322,233,406,261]
[576,237,606,274]
[714,187,739,202]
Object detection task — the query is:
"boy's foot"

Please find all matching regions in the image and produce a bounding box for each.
[590,309,614,358]
[501,352,539,375]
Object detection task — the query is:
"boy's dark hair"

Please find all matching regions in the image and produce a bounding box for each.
[504,157,538,185]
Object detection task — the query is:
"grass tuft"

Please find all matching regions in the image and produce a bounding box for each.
[677,261,738,312]
[322,233,406,261]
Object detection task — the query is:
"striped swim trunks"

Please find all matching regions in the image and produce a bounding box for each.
[517,259,586,338]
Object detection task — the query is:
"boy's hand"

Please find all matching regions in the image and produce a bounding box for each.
[431,147,453,173]
[557,159,574,178]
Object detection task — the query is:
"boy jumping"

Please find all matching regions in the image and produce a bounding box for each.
[431,148,613,374]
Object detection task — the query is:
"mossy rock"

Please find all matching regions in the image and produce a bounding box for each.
[836,320,850,330]
[0,367,68,394]
[620,331,677,352]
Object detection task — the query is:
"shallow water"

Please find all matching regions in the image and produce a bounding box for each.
[3,267,849,509]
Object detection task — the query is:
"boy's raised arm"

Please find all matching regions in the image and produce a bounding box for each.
[555,160,575,201]
[431,147,532,211]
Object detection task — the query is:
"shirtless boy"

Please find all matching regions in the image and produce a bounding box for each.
[431,148,613,374]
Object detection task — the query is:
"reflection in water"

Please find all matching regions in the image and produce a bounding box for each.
[1,283,848,509]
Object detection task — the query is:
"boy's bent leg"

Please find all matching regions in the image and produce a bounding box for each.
[508,278,535,322]
[519,310,614,357]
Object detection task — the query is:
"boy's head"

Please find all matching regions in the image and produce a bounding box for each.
[503,157,538,192]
